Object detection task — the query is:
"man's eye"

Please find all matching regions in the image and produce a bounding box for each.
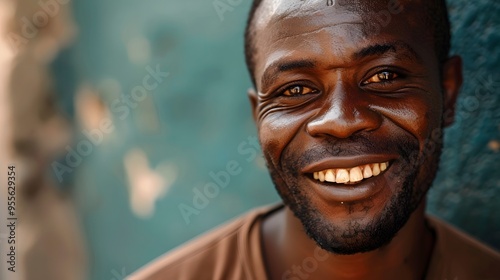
[282,85,318,96]
[363,71,399,85]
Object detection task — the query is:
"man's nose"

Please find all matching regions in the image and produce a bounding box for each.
[306,84,382,139]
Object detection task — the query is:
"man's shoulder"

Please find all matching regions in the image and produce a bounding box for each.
[128,204,282,280]
[427,215,500,279]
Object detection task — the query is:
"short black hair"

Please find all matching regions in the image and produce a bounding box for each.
[244,0,451,86]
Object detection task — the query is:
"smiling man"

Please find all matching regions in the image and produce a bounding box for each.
[130,0,500,279]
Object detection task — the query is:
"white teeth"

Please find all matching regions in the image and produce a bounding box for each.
[313,161,390,184]
[380,162,387,171]
[336,169,350,183]
[372,163,381,176]
[363,164,373,178]
[325,169,335,182]
[349,167,363,182]
[319,171,325,182]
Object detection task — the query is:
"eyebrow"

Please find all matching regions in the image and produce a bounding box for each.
[353,41,422,62]
[261,59,316,91]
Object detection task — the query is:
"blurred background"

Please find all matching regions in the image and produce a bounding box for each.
[0,0,498,279]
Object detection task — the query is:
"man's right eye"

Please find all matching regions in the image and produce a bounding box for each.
[281,85,318,96]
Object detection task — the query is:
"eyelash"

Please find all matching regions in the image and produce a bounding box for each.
[362,69,405,86]
[277,84,319,97]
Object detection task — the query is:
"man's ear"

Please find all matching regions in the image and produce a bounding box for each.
[441,55,463,127]
[247,88,258,122]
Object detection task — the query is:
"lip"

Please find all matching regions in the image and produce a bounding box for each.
[305,162,394,202]
[306,174,385,202]
[301,154,398,173]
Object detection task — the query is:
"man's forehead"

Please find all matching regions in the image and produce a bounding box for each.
[254,0,421,30]
[252,0,428,61]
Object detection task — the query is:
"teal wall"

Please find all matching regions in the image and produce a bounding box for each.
[51,1,499,279]
[427,0,500,250]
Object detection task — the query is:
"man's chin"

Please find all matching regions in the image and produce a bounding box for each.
[285,180,415,255]
[300,211,406,255]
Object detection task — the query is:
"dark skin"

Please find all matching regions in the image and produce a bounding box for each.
[247,1,462,279]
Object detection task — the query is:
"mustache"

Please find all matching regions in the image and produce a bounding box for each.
[284,133,419,172]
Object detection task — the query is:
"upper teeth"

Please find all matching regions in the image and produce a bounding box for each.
[313,162,389,184]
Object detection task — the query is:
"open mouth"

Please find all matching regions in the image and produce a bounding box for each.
[311,162,390,185]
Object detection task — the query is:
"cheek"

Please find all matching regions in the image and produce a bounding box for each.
[371,95,443,145]
[258,111,310,166]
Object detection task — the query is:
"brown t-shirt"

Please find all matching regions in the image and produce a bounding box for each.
[128,204,500,280]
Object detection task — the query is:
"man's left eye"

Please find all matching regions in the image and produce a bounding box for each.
[363,71,399,84]
[282,85,318,96]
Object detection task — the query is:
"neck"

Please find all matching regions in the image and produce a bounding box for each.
[262,201,435,280]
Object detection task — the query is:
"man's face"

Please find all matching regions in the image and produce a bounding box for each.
[250,0,457,254]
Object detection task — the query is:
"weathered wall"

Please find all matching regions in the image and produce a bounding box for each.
[0,0,87,279]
